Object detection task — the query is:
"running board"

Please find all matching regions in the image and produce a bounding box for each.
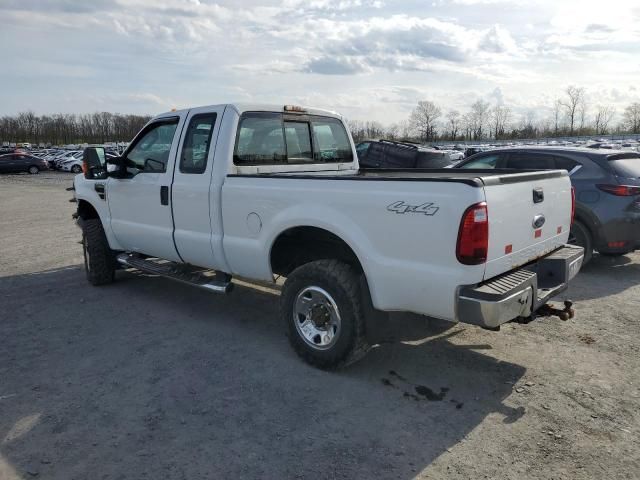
[116,253,233,294]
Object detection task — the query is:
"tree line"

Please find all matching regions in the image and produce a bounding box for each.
[349,86,640,144]
[0,112,152,146]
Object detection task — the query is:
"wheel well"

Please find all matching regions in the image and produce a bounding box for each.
[77,200,99,220]
[270,226,363,277]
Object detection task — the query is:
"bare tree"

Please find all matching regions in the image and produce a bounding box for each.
[0,111,151,146]
[470,100,491,140]
[446,110,461,140]
[593,105,615,135]
[409,101,442,142]
[490,105,511,139]
[621,103,640,133]
[559,85,585,136]
[552,99,563,136]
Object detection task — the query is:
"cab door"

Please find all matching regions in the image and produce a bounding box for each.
[171,106,226,268]
[107,115,186,261]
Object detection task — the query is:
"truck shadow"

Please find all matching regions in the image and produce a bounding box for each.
[569,252,640,301]
[0,266,526,480]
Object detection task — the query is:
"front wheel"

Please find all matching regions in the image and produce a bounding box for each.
[82,218,116,285]
[568,220,592,265]
[71,164,82,174]
[281,260,368,369]
[28,165,39,174]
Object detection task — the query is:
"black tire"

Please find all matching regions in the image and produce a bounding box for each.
[569,220,592,265]
[281,260,369,369]
[71,164,82,174]
[28,165,39,174]
[82,218,116,285]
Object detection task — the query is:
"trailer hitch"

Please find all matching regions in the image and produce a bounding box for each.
[515,300,574,324]
[537,300,575,321]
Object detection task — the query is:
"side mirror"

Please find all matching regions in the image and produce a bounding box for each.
[105,154,127,178]
[83,147,107,179]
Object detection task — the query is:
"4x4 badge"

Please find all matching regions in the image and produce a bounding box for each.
[387,201,439,216]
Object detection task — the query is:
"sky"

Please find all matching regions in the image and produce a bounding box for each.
[1,0,639,125]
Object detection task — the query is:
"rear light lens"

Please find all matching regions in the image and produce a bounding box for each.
[570,187,575,224]
[596,184,640,196]
[457,202,489,265]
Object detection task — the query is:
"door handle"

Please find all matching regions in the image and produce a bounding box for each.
[160,185,169,205]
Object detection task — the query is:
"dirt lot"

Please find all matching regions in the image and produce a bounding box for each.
[0,172,639,479]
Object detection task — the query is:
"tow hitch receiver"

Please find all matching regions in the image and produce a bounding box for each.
[536,300,575,321]
[517,300,575,323]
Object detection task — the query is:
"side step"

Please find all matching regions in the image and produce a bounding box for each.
[116,253,233,294]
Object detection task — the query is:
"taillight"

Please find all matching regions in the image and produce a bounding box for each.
[82,159,88,175]
[571,187,575,224]
[596,184,640,196]
[456,202,489,265]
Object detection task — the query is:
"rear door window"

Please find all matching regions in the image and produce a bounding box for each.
[180,113,217,174]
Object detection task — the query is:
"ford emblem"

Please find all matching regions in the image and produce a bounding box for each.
[532,214,546,229]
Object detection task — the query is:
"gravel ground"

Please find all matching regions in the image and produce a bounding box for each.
[0,172,638,479]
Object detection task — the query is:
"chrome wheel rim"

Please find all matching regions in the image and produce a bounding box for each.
[28,166,38,174]
[293,286,341,350]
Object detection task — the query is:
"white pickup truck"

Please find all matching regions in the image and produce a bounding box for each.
[73,103,584,368]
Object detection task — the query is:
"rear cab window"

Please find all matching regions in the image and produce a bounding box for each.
[233,112,353,166]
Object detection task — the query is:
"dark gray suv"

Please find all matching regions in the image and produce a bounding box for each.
[455,147,640,264]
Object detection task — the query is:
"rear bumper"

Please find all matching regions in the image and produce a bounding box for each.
[457,245,584,328]
[597,214,640,253]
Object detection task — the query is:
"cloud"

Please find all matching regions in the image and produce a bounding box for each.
[478,25,518,54]
[306,56,369,75]
[0,0,117,13]
[585,23,615,34]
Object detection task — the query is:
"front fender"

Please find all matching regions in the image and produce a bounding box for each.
[74,177,123,251]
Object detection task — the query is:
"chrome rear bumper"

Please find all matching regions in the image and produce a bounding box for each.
[457,245,584,328]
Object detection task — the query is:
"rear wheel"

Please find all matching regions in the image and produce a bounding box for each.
[281,260,368,369]
[28,165,39,174]
[82,219,116,285]
[568,220,592,265]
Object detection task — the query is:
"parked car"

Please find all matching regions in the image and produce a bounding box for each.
[0,153,49,174]
[73,103,582,369]
[356,140,454,168]
[454,147,640,263]
[59,158,84,173]
[53,151,83,169]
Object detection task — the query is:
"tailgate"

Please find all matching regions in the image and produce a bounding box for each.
[481,170,572,280]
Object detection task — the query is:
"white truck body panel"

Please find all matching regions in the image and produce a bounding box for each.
[73,102,578,327]
[221,176,486,320]
[483,174,573,279]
